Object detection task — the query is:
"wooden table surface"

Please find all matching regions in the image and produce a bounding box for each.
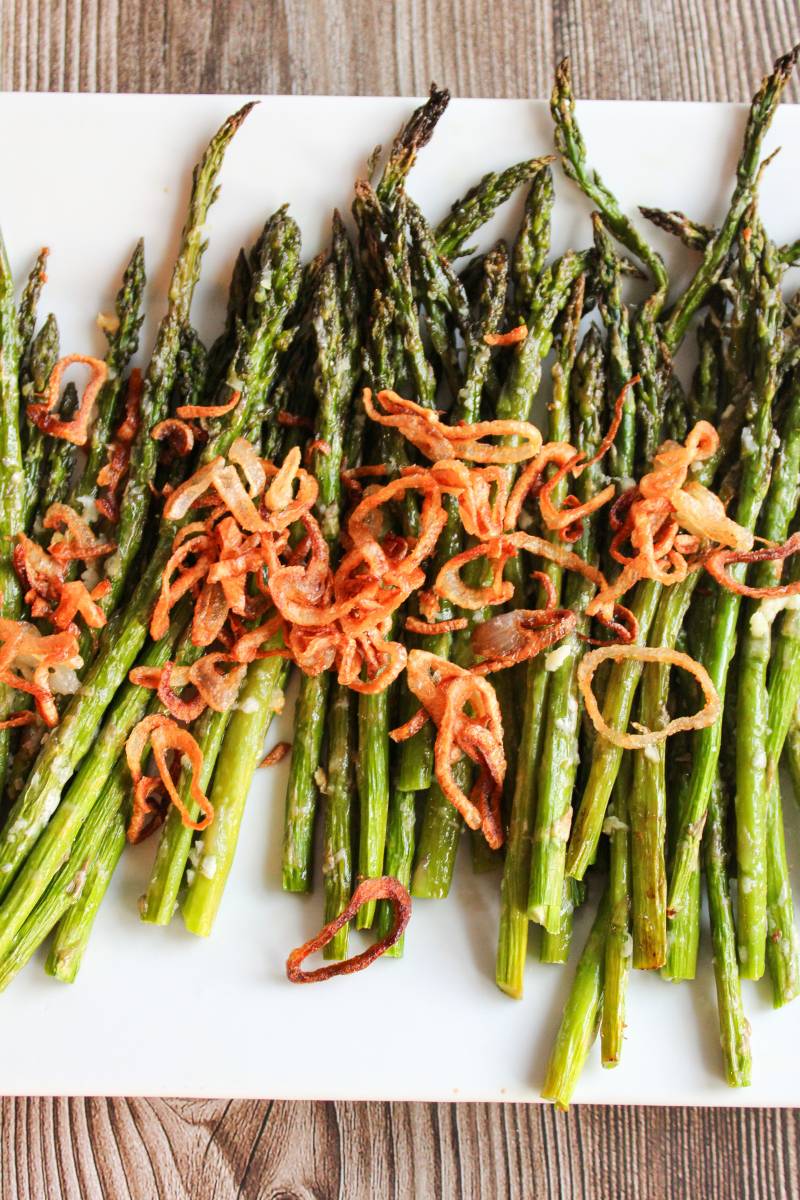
[2,2,799,1196]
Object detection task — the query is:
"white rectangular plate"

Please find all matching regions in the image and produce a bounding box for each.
[2,92,800,1105]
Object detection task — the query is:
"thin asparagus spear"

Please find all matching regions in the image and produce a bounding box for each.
[0,761,128,992]
[512,167,554,315]
[412,246,510,901]
[0,107,257,887]
[320,682,355,959]
[181,656,290,936]
[639,207,714,252]
[376,85,450,212]
[668,222,783,928]
[79,239,147,500]
[663,45,799,351]
[601,755,632,1068]
[526,321,602,935]
[19,313,59,530]
[320,224,363,956]
[0,230,27,795]
[17,247,49,371]
[541,888,611,1109]
[735,359,800,978]
[763,553,800,1005]
[704,775,752,1086]
[435,158,553,261]
[282,251,355,893]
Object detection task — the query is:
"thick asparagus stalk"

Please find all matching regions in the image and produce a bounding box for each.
[541,888,611,1109]
[526,312,604,935]
[601,756,632,1068]
[181,656,290,935]
[282,245,357,893]
[668,224,783,928]
[704,775,752,1086]
[735,358,800,978]
[0,231,29,793]
[411,245,511,901]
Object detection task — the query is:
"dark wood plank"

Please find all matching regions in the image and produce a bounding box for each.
[1,2,800,1198]
[2,1099,800,1198]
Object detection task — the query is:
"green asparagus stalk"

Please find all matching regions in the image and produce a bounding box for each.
[17,247,49,372]
[663,46,799,351]
[376,85,450,212]
[601,755,632,1068]
[735,360,800,978]
[79,239,147,500]
[181,655,290,935]
[435,158,553,261]
[282,246,357,893]
[541,888,611,1109]
[100,105,255,620]
[704,775,752,1086]
[512,167,554,315]
[526,321,603,934]
[412,246,510,901]
[668,223,783,927]
[0,230,28,796]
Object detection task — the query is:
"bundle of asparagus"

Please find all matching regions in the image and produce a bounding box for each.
[0,47,798,1109]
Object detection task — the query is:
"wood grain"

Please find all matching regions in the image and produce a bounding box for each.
[1,0,798,100]
[1,1097,799,1199]
[1,2,800,1197]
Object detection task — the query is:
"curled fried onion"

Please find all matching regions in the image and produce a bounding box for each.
[286,877,412,982]
[404,615,468,635]
[175,389,240,420]
[27,354,108,445]
[389,706,430,742]
[704,531,800,598]
[363,388,543,464]
[97,369,143,521]
[125,714,213,841]
[577,645,720,749]
[189,652,246,712]
[152,418,196,457]
[484,324,528,346]
[470,607,577,674]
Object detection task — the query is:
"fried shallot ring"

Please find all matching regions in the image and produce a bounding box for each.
[704,531,800,598]
[577,645,720,749]
[286,877,411,982]
[27,354,109,445]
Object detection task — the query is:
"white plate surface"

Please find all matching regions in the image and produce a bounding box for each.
[1,92,800,1104]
